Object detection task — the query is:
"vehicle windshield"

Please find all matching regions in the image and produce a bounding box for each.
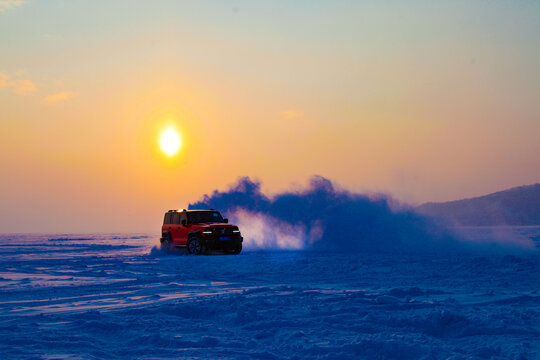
[187,211,224,224]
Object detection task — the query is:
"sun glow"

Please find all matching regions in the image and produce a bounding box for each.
[159,127,182,156]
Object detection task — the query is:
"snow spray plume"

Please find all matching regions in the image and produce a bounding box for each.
[188,176,462,252]
[190,176,535,253]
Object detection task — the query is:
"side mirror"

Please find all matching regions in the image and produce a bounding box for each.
[181,220,187,226]
[223,218,229,223]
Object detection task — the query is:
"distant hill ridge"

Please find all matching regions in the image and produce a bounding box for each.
[416,183,540,226]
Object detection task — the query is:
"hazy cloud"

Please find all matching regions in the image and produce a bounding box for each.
[0,73,8,88]
[0,72,37,95]
[10,79,36,94]
[42,91,79,104]
[0,0,24,13]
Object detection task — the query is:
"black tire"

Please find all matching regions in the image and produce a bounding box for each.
[187,236,205,255]
[161,232,172,242]
[161,232,174,252]
[230,243,242,255]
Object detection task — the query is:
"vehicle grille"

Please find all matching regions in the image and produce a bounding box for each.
[212,228,234,235]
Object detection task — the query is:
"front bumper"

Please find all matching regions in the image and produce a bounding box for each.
[202,235,243,249]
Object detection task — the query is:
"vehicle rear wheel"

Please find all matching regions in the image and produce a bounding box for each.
[161,233,174,252]
[187,236,205,255]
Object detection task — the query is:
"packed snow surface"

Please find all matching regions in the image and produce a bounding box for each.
[0,228,539,359]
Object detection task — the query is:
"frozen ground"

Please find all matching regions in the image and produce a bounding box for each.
[0,228,539,359]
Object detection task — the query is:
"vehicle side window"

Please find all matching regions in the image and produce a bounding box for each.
[164,213,171,224]
[172,212,180,224]
[180,213,187,224]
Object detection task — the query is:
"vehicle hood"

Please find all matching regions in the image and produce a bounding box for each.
[201,223,236,228]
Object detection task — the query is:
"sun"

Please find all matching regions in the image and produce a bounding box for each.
[159,127,182,156]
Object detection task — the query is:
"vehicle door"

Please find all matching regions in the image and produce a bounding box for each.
[176,212,190,246]
[169,212,182,244]
[162,212,173,237]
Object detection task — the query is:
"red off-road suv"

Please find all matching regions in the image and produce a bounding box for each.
[160,209,243,255]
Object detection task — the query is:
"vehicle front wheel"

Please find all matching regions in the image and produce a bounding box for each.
[187,237,206,255]
[229,243,242,255]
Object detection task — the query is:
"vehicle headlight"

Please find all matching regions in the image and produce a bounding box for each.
[233,229,240,233]
[202,230,213,235]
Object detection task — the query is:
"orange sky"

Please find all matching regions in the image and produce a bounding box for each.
[1,1,539,232]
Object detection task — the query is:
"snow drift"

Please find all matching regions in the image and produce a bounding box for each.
[189,176,534,253]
